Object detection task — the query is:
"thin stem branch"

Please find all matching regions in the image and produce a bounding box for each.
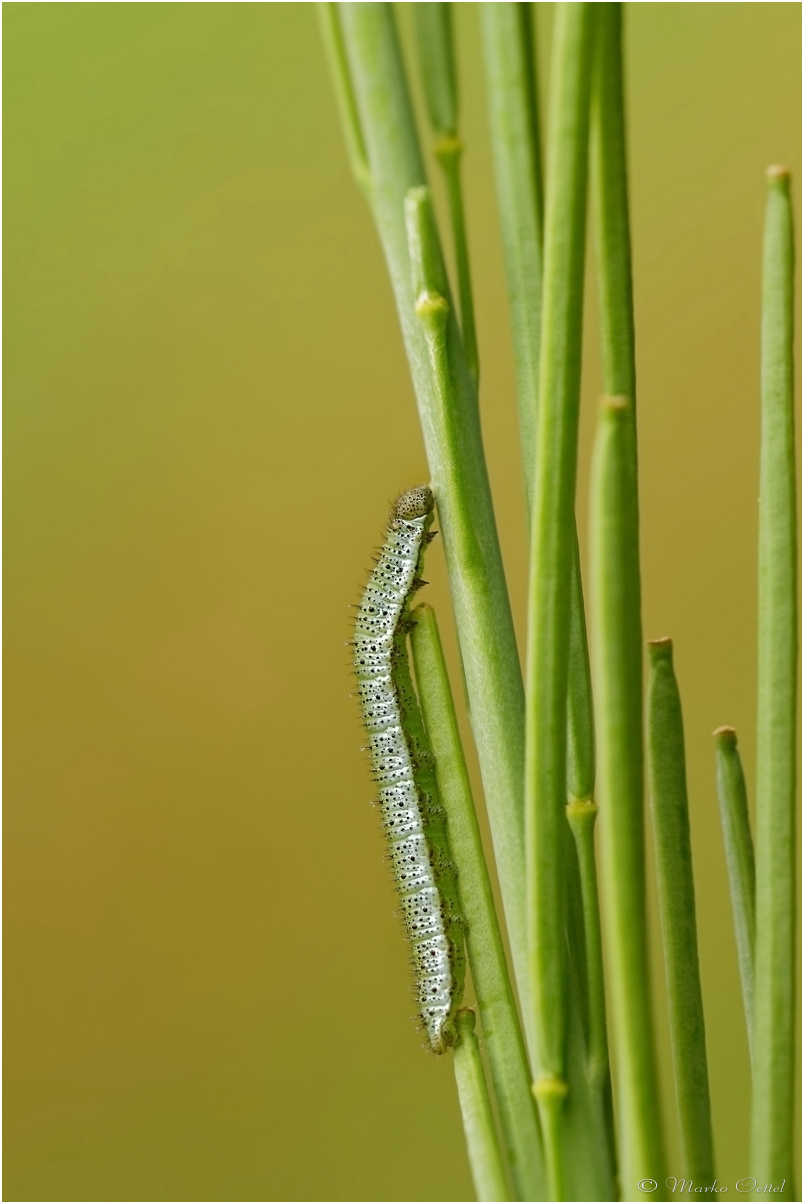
[751,165,797,1198]
[713,725,756,1060]
[565,801,608,1095]
[591,4,636,410]
[590,12,664,1194]
[481,1,596,838]
[647,638,714,1187]
[525,6,595,1165]
[480,1,543,482]
[436,141,478,385]
[410,602,546,1202]
[561,961,616,1201]
[453,1010,514,1203]
[413,3,456,139]
[480,26,604,1179]
[566,533,596,804]
[558,829,617,1199]
[481,12,612,1192]
[590,397,665,1196]
[318,4,372,196]
[414,4,479,382]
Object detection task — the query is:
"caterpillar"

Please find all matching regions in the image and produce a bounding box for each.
[353,486,465,1053]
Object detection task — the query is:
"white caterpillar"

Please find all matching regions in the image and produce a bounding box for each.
[353,486,465,1053]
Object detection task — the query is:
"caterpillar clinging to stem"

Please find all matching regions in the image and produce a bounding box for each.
[353,486,465,1053]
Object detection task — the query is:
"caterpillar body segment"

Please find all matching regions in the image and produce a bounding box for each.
[353,487,465,1053]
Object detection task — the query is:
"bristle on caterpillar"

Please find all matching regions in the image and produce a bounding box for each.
[352,486,465,1053]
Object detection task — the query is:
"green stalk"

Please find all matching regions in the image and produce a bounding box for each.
[566,534,595,804]
[453,1010,513,1203]
[565,801,608,1096]
[481,3,596,826]
[713,726,755,1059]
[560,828,617,1201]
[590,12,664,1194]
[436,143,478,386]
[591,3,636,422]
[318,4,372,196]
[481,18,607,1166]
[414,4,479,384]
[479,1,543,479]
[410,602,546,1202]
[565,541,615,1197]
[481,13,613,1192]
[413,3,456,140]
[751,166,797,1198]
[327,6,530,1024]
[590,397,665,1196]
[524,10,594,1188]
[561,878,616,1202]
[647,638,714,1186]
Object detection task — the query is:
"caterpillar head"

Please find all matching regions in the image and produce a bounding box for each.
[393,486,434,521]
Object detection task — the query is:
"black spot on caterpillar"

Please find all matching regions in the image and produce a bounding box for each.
[353,486,465,1052]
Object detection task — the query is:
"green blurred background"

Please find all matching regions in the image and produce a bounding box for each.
[4,4,800,1200]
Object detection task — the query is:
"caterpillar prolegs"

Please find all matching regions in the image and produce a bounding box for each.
[353,486,465,1053]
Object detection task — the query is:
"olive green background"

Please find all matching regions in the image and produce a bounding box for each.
[5,4,800,1201]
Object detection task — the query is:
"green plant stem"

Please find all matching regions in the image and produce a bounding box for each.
[435,139,478,386]
[591,3,636,419]
[590,12,664,1194]
[410,602,546,1202]
[318,4,372,196]
[413,3,456,138]
[453,1010,514,1203]
[481,12,613,1192]
[480,19,605,1170]
[565,560,615,1194]
[560,958,616,1202]
[590,397,665,1197]
[566,802,608,1095]
[566,534,595,804]
[558,829,617,1201]
[479,1,543,479]
[561,798,617,1200]
[565,812,617,1185]
[751,166,797,1199]
[330,6,530,1028]
[524,7,594,1178]
[647,638,714,1187]
[481,2,596,829]
[414,4,479,383]
[411,594,612,1201]
[531,1077,567,1203]
[713,725,755,1059]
